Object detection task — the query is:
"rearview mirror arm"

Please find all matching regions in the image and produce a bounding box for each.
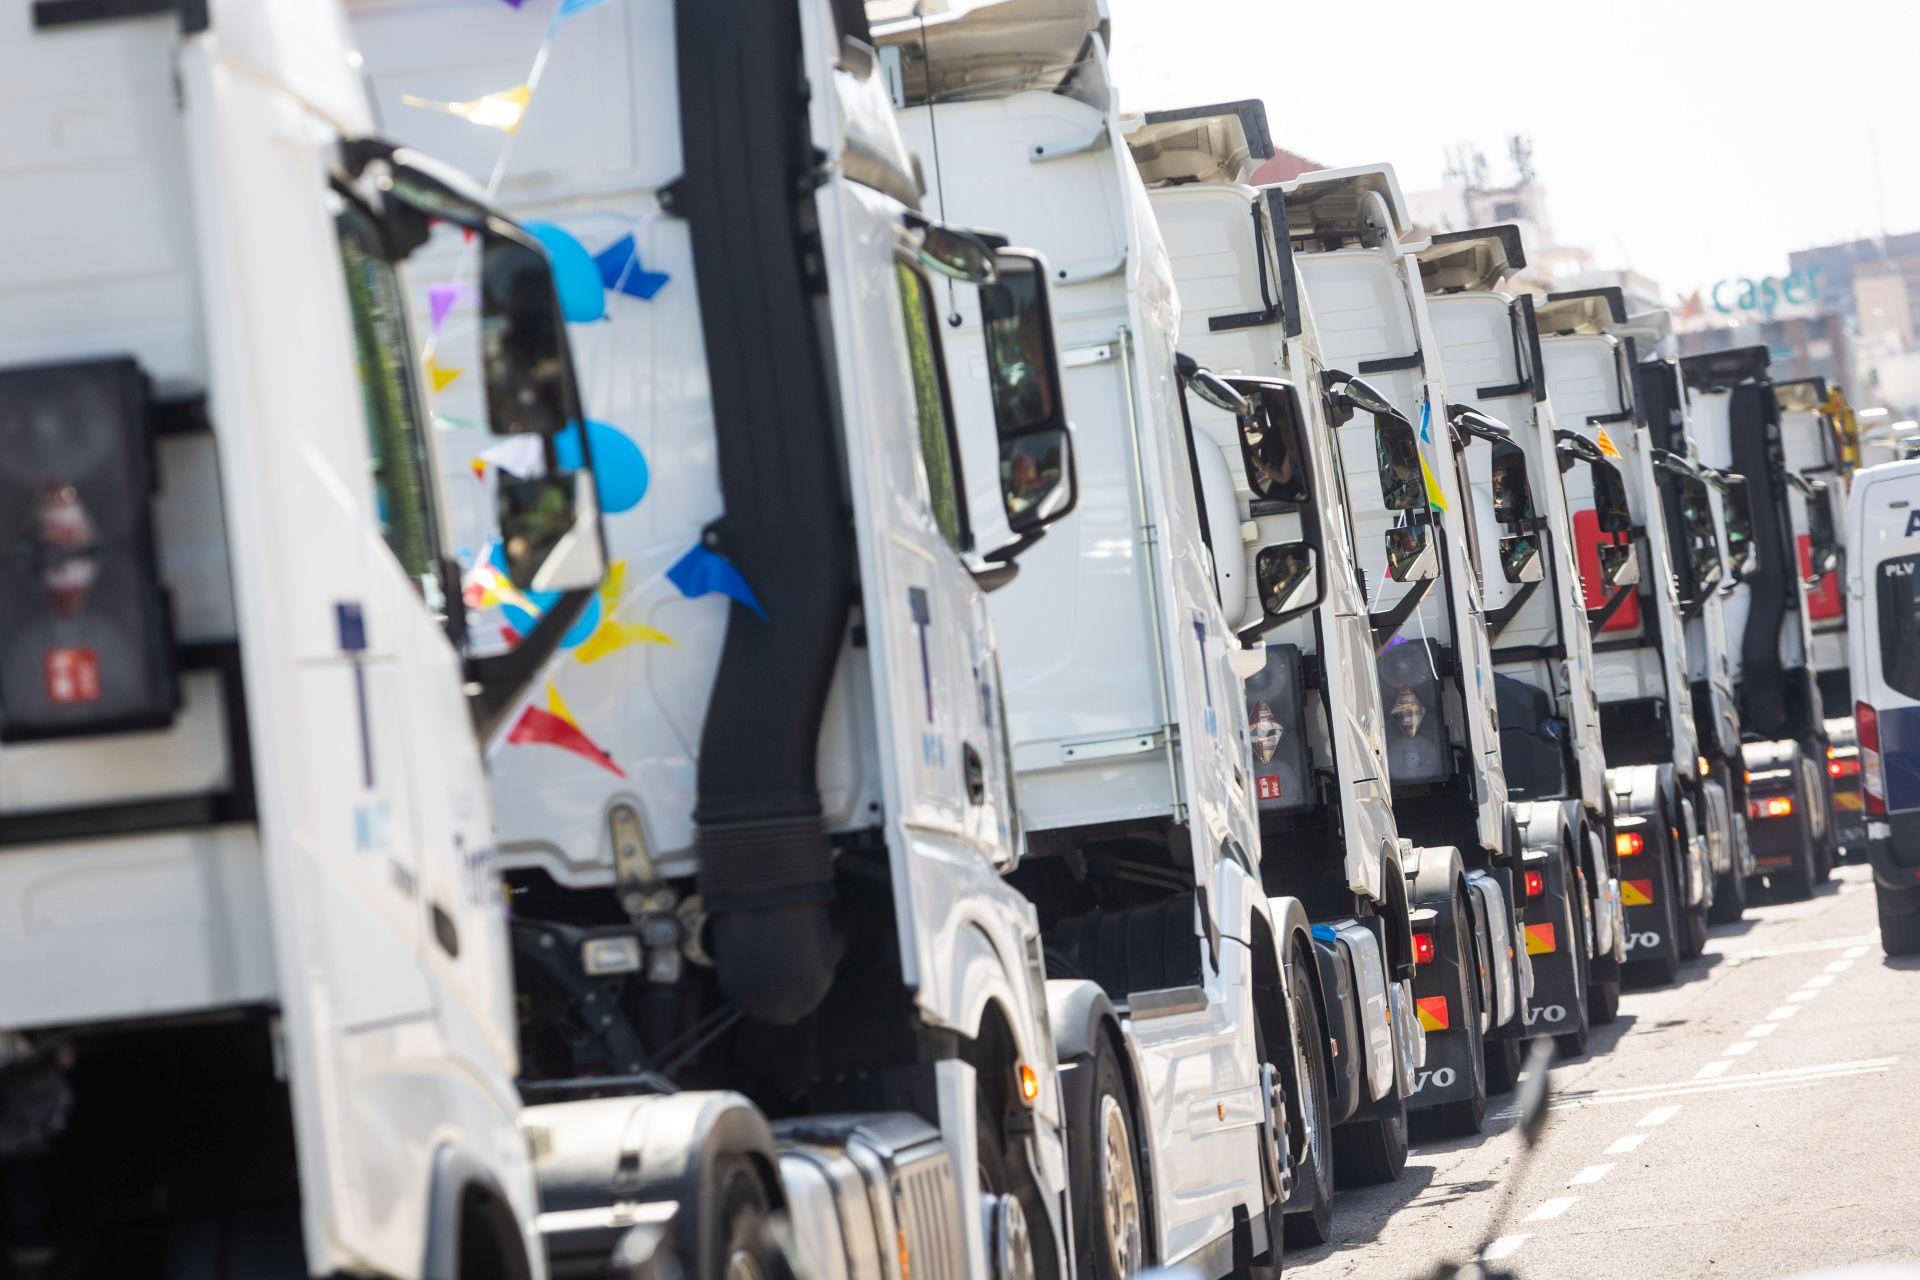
[1483,580,1540,641]
[1585,583,1636,635]
[1369,576,1436,652]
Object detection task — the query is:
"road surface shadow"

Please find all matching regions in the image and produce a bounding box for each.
[1882,953,1919,971]
[1287,1161,1442,1262]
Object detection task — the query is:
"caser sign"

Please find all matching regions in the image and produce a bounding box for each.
[1711,268,1823,317]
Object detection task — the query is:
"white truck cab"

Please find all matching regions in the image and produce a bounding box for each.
[1414,228,1628,1049]
[1126,100,1433,1240]
[350,0,1086,1276]
[1278,164,1527,1138]
[2,2,612,1274]
[1535,288,1728,978]
[879,4,1300,1270]
[1842,457,1920,954]
[1683,345,1839,901]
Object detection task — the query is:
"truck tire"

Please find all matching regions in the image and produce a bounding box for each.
[1774,828,1818,902]
[1587,977,1620,1026]
[1554,875,1592,1059]
[1679,898,1709,962]
[1483,1037,1523,1095]
[1878,886,1920,957]
[1067,1034,1148,1280]
[1708,856,1748,925]
[1282,944,1335,1249]
[709,1153,786,1280]
[1332,1087,1407,1188]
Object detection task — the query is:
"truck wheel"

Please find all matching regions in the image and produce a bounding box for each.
[1332,1086,1407,1187]
[1587,977,1620,1026]
[1066,1035,1148,1280]
[1679,899,1709,962]
[1555,875,1593,1059]
[1878,886,1920,957]
[1483,1037,1523,1095]
[710,1154,785,1280]
[1708,856,1748,925]
[1282,945,1335,1249]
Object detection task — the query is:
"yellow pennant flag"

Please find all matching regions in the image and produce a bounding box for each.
[1420,454,1450,512]
[573,560,677,663]
[1595,426,1622,459]
[425,357,462,392]
[402,83,532,134]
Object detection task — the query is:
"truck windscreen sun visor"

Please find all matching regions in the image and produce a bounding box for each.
[0,358,177,741]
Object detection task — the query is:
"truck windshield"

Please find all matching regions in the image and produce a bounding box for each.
[1676,475,1723,592]
[1722,478,1756,575]
[1878,554,1920,700]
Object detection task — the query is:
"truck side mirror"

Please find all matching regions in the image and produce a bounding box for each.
[1254,541,1323,626]
[981,250,1076,535]
[1375,413,1426,512]
[912,215,998,284]
[1232,380,1312,505]
[1500,533,1544,585]
[1323,369,1396,419]
[1447,403,1513,445]
[1591,457,1632,534]
[1385,521,1439,582]
[1489,441,1534,525]
[1599,540,1641,590]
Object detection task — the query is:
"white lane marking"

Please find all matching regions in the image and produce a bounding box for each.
[1569,1163,1615,1185]
[1723,1040,1757,1057]
[1728,934,1876,964]
[1485,1058,1904,1120]
[1526,1196,1579,1222]
[1638,1105,1682,1127]
[1605,1133,1648,1154]
[1827,959,1855,973]
[1803,973,1836,988]
[1745,1023,1779,1039]
[1766,1005,1802,1021]
[1695,1059,1734,1079]
[1484,1235,1531,1262]
[1845,945,1871,959]
[1787,989,1819,1002]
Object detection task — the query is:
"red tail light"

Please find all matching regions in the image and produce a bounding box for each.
[1749,796,1794,819]
[1616,831,1644,858]
[1413,932,1436,966]
[1858,701,1887,815]
[1830,757,1860,778]
[1524,869,1546,897]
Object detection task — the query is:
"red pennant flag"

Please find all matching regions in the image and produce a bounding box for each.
[506,685,624,777]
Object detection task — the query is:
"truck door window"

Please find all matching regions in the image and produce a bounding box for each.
[893,261,968,552]
[334,197,439,594]
[1878,554,1920,700]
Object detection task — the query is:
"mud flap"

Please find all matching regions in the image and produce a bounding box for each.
[1403,891,1479,1110]
[1309,929,1364,1126]
[1617,813,1681,967]
[1505,847,1582,1039]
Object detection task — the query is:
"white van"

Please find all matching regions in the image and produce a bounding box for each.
[1843,458,1920,954]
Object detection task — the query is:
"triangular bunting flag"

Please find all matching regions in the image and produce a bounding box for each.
[1595,426,1622,459]
[576,621,676,663]
[667,544,766,620]
[506,683,624,776]
[593,234,672,300]
[402,83,532,134]
[426,357,462,392]
[427,282,473,334]
[1420,454,1449,512]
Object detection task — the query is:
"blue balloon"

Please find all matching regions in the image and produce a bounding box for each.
[556,420,649,514]
[525,221,606,324]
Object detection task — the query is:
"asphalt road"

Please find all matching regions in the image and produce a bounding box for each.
[1290,863,1920,1280]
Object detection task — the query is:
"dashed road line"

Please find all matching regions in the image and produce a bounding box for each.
[1483,1235,1530,1262]
[1638,1105,1682,1126]
[1845,945,1871,959]
[1604,1133,1648,1155]
[1787,989,1819,1002]
[1804,973,1836,988]
[1726,934,1876,964]
[1765,1004,1803,1021]
[1722,1040,1756,1057]
[1744,1022,1779,1038]
[1826,958,1856,973]
[1695,1059,1734,1079]
[1526,1196,1579,1222]
[1568,1163,1614,1185]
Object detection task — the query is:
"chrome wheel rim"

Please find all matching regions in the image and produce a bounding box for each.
[1097,1093,1145,1275]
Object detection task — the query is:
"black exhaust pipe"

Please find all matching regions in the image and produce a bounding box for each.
[674,0,852,1024]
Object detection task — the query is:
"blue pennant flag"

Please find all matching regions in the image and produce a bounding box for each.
[1418,398,1432,445]
[557,0,611,16]
[668,545,766,620]
[594,234,672,300]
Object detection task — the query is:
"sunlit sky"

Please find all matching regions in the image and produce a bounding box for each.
[1105,0,1920,300]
